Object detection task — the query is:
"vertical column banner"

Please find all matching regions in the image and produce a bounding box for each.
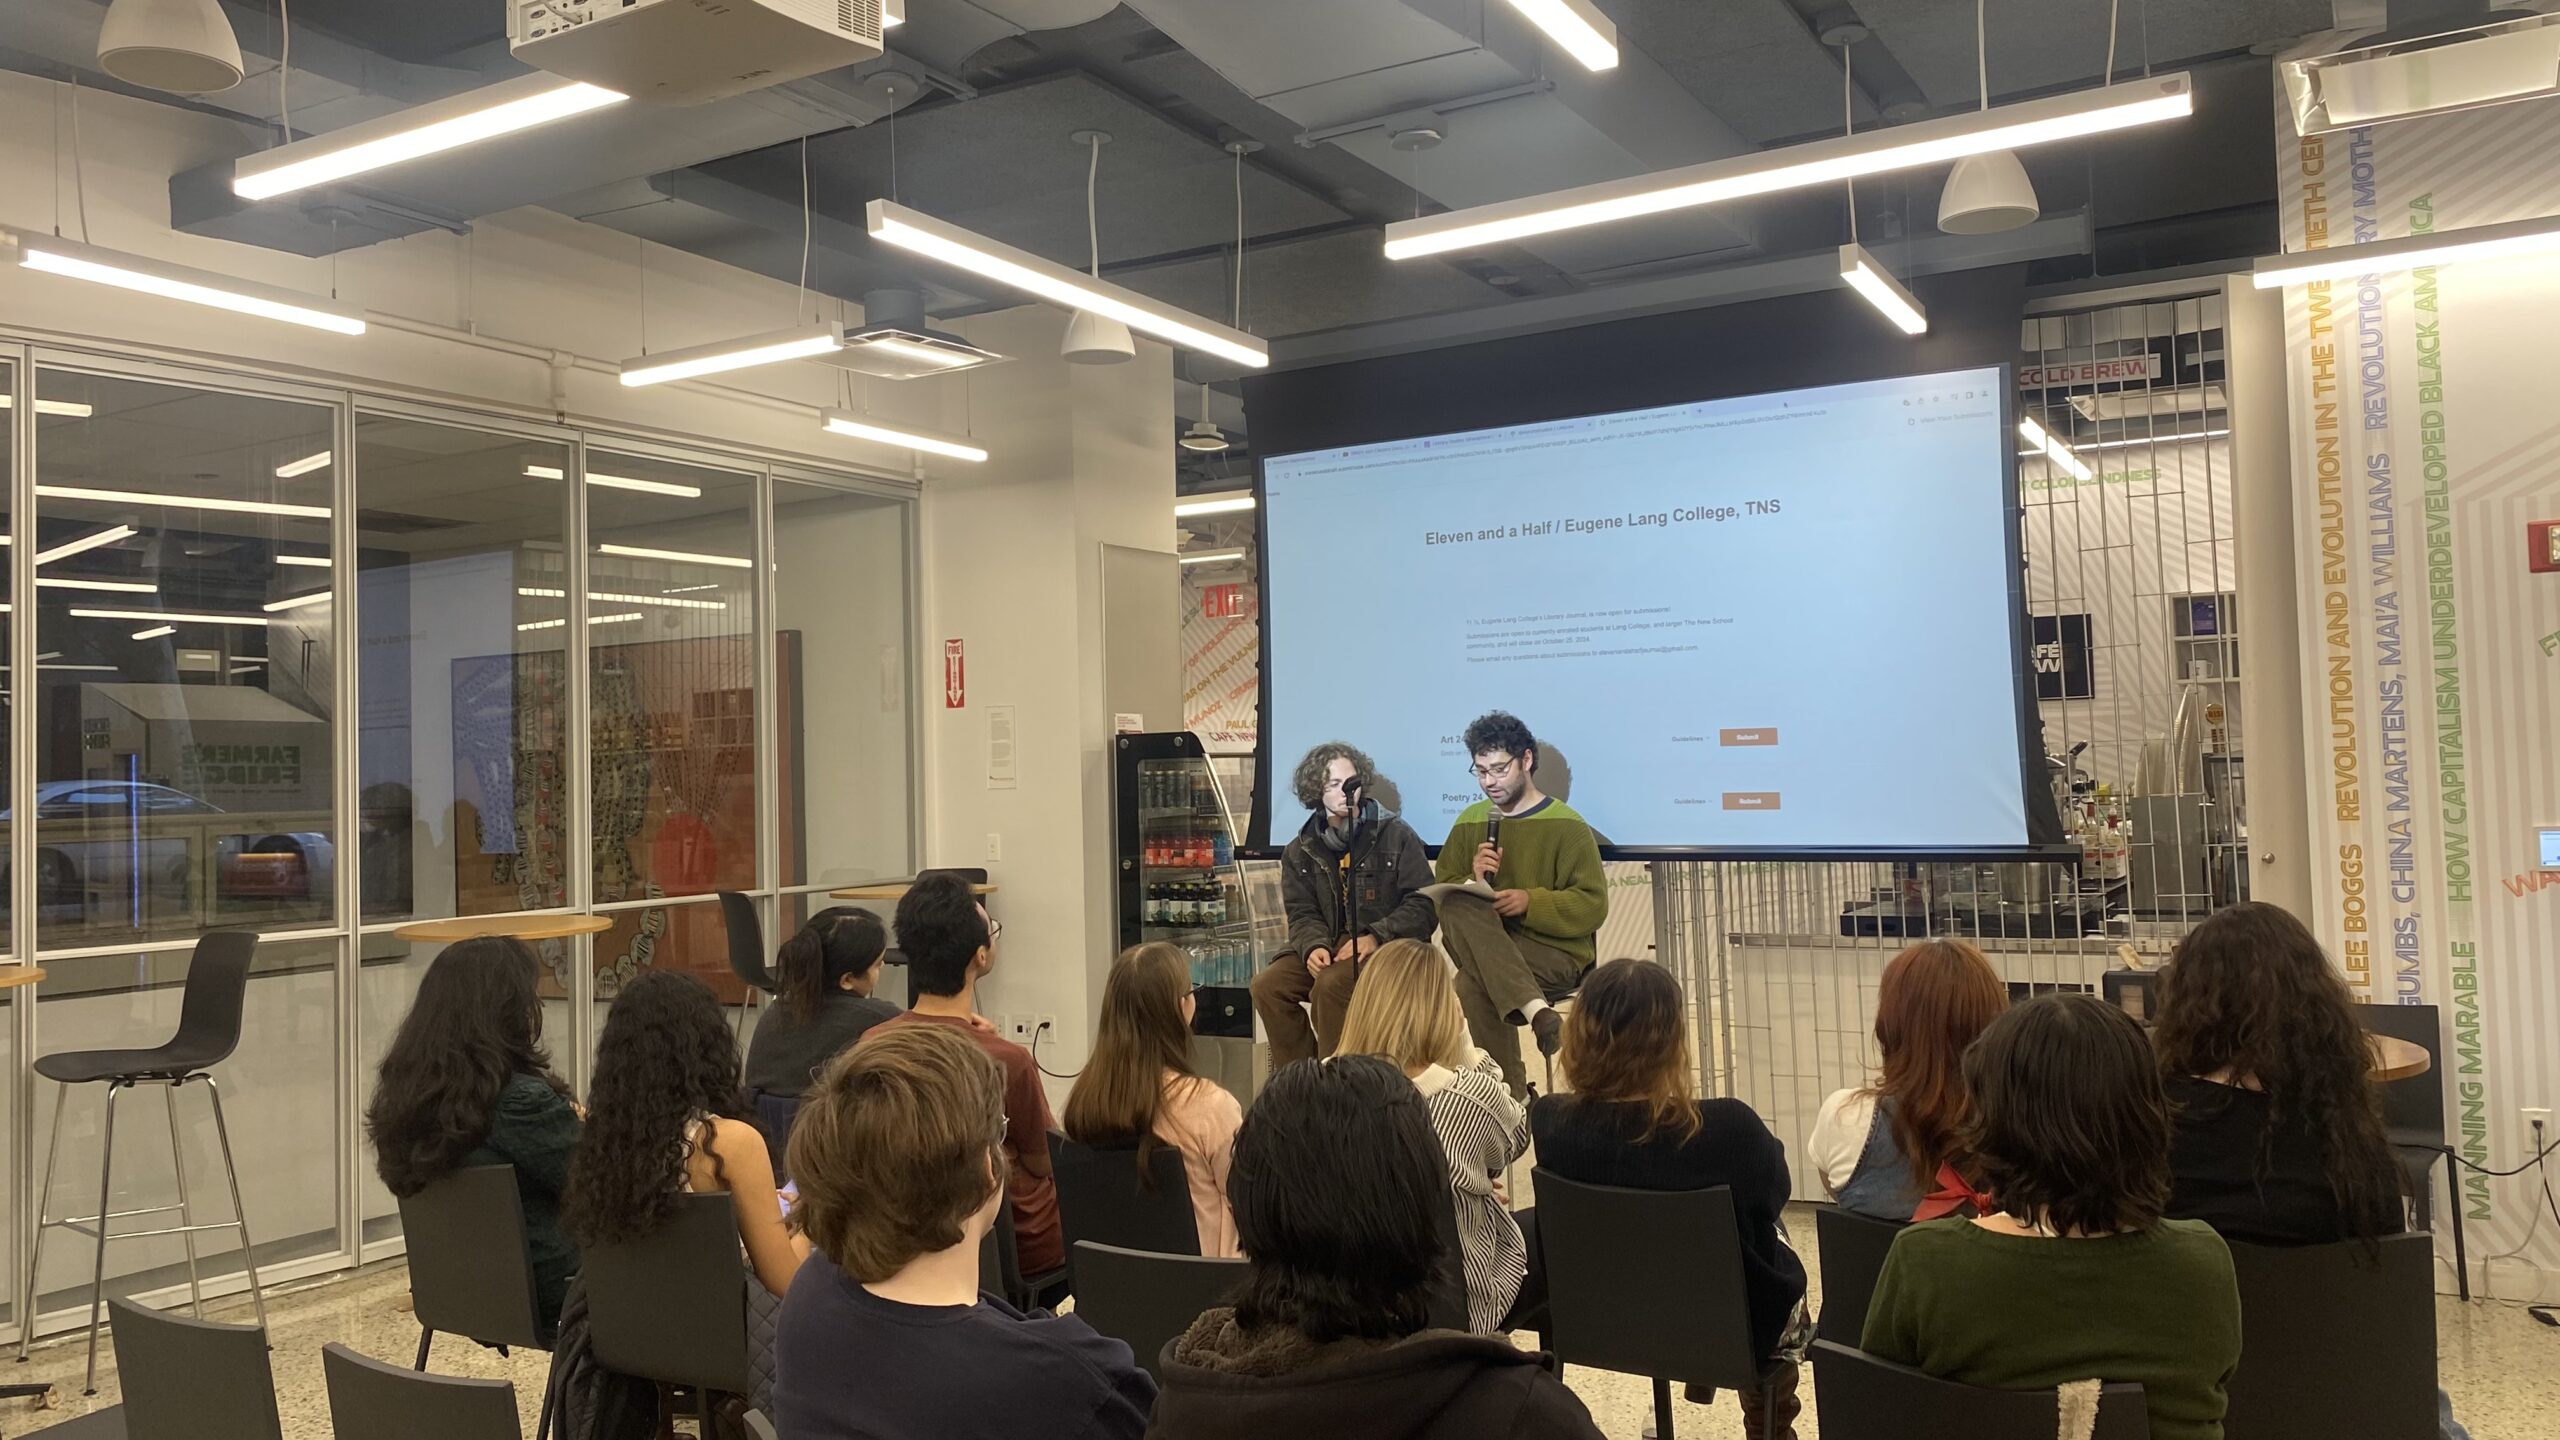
[1182,566,1259,755]
[2273,39,2560,1280]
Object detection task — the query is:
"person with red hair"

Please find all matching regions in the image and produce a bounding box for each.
[1807,938,2008,1221]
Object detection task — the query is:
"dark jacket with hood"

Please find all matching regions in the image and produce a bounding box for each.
[1144,1307,1603,1440]
[1278,800,1436,957]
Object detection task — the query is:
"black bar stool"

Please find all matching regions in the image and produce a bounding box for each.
[16,930,267,1395]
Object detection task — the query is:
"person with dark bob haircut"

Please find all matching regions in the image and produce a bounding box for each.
[865,873,1063,1281]
[1147,1056,1602,1440]
[776,1023,1155,1440]
[744,907,898,1177]
[1862,994,2241,1440]
[364,936,580,1338]
[1251,740,1436,1066]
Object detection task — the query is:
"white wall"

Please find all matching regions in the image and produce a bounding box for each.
[773,488,915,885]
[921,306,1177,1097]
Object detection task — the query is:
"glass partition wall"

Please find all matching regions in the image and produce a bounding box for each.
[3,347,919,1333]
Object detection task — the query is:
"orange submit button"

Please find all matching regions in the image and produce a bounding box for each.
[1722,792,1783,811]
[1719,727,1780,747]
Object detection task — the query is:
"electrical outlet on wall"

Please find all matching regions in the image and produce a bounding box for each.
[1004,1016,1034,1045]
[2524,1106,2552,1145]
[986,832,1003,862]
[1036,1014,1059,1044]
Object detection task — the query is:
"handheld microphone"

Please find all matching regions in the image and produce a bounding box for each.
[1483,810,1502,879]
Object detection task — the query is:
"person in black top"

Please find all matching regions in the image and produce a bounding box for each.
[1147,1055,1602,1440]
[364,937,582,1338]
[2151,902,2404,1248]
[1250,742,1436,1067]
[775,1022,1154,1440]
[1527,959,1809,1440]
[745,907,900,1175]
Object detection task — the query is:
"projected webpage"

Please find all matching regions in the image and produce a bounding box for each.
[1260,367,2031,852]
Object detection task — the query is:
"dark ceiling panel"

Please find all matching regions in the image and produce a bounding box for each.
[270,0,510,65]
[1130,229,1498,342]
[1617,0,1877,145]
[1857,0,2328,109]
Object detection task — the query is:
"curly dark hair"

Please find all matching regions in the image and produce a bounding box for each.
[2152,902,2403,1242]
[1289,741,1377,811]
[1228,1056,1446,1343]
[365,937,567,1198]
[1964,993,2171,1235]
[563,970,747,1247]
[1461,711,1535,765]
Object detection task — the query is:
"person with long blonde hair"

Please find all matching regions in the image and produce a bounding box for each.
[1063,942,1244,1256]
[1529,958,1809,1440]
[1807,938,2008,1220]
[1336,939,1531,1334]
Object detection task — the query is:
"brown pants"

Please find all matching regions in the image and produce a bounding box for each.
[1250,950,1363,1068]
[1434,890,1588,1097]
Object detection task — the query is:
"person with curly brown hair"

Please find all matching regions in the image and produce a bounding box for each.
[1249,741,1436,1066]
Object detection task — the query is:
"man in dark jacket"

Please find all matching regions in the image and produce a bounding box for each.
[1249,741,1436,1066]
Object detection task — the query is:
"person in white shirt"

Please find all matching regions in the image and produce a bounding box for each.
[1805,939,2007,1221]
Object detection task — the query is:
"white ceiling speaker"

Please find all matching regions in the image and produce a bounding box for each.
[1938,150,2040,234]
[1178,419,1230,453]
[97,0,246,94]
[1062,308,1136,364]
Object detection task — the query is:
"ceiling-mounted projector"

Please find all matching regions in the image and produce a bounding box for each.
[509,0,884,106]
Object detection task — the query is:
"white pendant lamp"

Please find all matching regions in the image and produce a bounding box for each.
[1062,130,1135,365]
[97,0,245,95]
[1938,0,2038,235]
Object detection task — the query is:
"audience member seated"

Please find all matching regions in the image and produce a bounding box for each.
[866,874,1064,1281]
[1063,943,1245,1257]
[745,908,900,1175]
[365,936,582,1339]
[1861,993,2241,1440]
[1807,938,2007,1221]
[776,1023,1155,1440]
[2152,904,2471,1440]
[1528,958,1808,1439]
[565,970,808,1413]
[2152,902,2405,1247]
[1334,939,1533,1334]
[1148,1056,1603,1440]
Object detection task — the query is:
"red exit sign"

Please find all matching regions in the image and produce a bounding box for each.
[2531,519,2560,574]
[1202,583,1246,619]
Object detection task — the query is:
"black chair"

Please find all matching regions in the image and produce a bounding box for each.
[399,1166,555,1438]
[2352,1002,2466,1299]
[717,892,777,1043]
[323,1343,520,1440]
[22,1298,286,1440]
[1810,1339,2150,1439]
[1813,1206,1906,1345]
[578,1195,752,1425]
[1532,1173,1778,1440]
[2100,967,2157,1026]
[18,930,267,1394]
[2224,1234,2435,1440]
[1069,1241,1246,1380]
[1051,1134,1201,1258]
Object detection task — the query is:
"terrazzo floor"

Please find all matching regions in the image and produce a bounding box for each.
[4,1204,2553,1439]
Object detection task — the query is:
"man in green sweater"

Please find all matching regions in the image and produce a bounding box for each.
[1433,711,1608,1097]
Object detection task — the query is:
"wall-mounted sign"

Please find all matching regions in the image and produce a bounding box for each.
[2018,356,2159,390]
[2530,519,2559,574]
[943,638,966,709]
[2031,613,2095,700]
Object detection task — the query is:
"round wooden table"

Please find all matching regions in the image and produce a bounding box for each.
[2368,1034,2431,1081]
[829,882,999,900]
[0,966,47,991]
[392,914,615,943]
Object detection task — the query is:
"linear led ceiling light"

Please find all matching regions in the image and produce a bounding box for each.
[232,74,626,200]
[131,624,176,640]
[264,590,332,612]
[518,611,643,632]
[2283,13,2560,136]
[867,200,1270,369]
[1504,0,1618,71]
[276,553,331,567]
[822,410,990,463]
[274,450,331,478]
[2080,427,2229,450]
[596,542,752,570]
[2018,416,2093,482]
[0,396,94,417]
[618,322,843,387]
[33,524,137,566]
[1178,549,1247,566]
[2252,213,2560,289]
[524,464,704,498]
[1838,243,1928,335]
[518,586,727,612]
[72,606,268,626]
[1383,73,2192,259]
[35,484,331,518]
[11,233,366,335]
[40,578,158,593]
[1174,494,1254,517]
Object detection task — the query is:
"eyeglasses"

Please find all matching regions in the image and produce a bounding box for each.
[1469,756,1520,782]
[986,919,1004,944]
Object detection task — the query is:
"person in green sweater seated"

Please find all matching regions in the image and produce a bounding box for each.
[1860,993,2242,1440]
[1433,711,1608,1098]
[364,936,583,1340]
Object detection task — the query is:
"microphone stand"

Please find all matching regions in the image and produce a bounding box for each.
[1339,782,1362,959]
